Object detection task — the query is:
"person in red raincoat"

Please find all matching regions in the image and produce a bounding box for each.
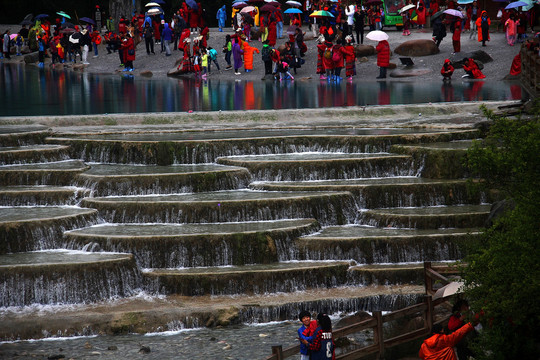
[416,1,427,29]
[341,35,356,81]
[267,18,277,46]
[475,10,490,46]
[375,39,390,79]
[452,17,462,54]
[189,6,199,31]
[441,59,454,80]
[178,28,191,51]
[419,323,474,360]
[463,57,485,79]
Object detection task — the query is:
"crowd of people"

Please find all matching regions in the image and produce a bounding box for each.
[1,0,538,81]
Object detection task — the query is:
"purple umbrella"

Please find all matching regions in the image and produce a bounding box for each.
[35,14,49,20]
[505,1,528,9]
[80,17,96,25]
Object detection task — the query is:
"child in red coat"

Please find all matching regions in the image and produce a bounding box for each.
[441,59,454,81]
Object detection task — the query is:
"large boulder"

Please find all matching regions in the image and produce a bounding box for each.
[394,39,440,57]
[23,52,40,64]
[461,50,493,64]
[353,44,375,57]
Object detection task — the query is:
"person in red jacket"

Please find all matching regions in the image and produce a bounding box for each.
[419,322,474,360]
[451,17,462,54]
[375,39,390,79]
[342,35,356,81]
[120,33,135,72]
[440,59,454,81]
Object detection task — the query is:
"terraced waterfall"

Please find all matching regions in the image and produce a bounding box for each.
[0,122,491,345]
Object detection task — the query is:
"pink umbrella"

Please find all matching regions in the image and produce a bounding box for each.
[240,6,256,13]
[10,34,18,40]
[443,9,464,18]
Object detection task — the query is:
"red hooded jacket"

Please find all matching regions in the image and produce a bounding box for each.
[419,323,473,360]
[376,40,390,67]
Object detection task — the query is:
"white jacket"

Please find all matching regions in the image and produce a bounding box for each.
[345,5,355,26]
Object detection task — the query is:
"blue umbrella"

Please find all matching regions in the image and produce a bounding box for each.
[505,1,528,9]
[284,8,303,14]
[35,14,49,20]
[154,0,166,3]
[186,0,198,10]
[457,0,473,4]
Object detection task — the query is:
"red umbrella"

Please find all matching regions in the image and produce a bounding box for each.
[260,4,277,12]
[365,0,383,5]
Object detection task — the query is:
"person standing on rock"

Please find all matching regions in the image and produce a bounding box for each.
[432,14,447,47]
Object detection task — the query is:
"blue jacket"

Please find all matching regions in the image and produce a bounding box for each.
[162,23,173,41]
[298,324,316,355]
[217,6,227,22]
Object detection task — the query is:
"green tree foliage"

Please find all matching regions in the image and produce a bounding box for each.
[462,103,540,359]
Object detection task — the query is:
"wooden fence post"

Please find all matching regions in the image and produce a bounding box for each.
[272,345,283,360]
[373,311,385,360]
[425,295,433,333]
[424,261,432,295]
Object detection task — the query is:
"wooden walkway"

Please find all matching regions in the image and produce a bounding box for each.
[264,262,460,360]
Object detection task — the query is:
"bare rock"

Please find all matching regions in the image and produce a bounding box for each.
[335,311,372,329]
[388,62,397,69]
[353,44,375,57]
[140,70,153,77]
[358,56,369,63]
[394,39,440,57]
[23,52,39,64]
[139,345,151,353]
[461,50,493,64]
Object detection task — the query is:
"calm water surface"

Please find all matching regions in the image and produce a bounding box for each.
[0,63,524,116]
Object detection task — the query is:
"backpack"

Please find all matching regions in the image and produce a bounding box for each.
[261,45,271,61]
[324,48,332,60]
[332,47,341,63]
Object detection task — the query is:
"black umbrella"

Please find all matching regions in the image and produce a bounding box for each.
[80,17,96,25]
[23,13,33,21]
[431,10,444,21]
[19,19,33,25]
[62,22,76,29]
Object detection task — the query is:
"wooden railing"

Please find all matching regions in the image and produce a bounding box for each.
[521,41,540,97]
[264,261,460,360]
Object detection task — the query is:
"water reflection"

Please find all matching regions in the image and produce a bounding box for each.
[0,63,523,117]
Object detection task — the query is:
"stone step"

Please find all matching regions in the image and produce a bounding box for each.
[47,128,478,165]
[348,262,454,286]
[0,185,90,206]
[250,177,487,208]
[0,144,71,165]
[217,153,417,181]
[0,206,98,254]
[65,219,320,268]
[0,250,141,307]
[76,163,251,196]
[0,126,49,147]
[0,283,424,340]
[358,204,491,229]
[297,225,481,263]
[0,160,89,186]
[80,190,356,226]
[144,261,353,296]
[391,140,474,179]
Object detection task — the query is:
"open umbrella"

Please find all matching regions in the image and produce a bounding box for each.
[366,30,389,41]
[10,34,18,40]
[287,24,298,35]
[432,281,465,300]
[260,4,277,12]
[399,4,415,12]
[233,2,248,8]
[443,9,464,18]
[284,8,303,14]
[265,1,281,6]
[286,0,302,6]
[505,1,528,9]
[35,14,49,20]
[240,5,256,12]
[62,22,75,29]
[19,19,33,25]
[80,17,96,25]
[147,7,164,15]
[186,0,199,10]
[145,2,160,7]
[430,10,444,21]
[60,27,76,34]
[153,0,166,3]
[309,10,335,18]
[69,32,81,44]
[56,11,71,19]
[457,0,474,4]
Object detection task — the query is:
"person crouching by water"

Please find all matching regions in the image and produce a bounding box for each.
[441,59,454,81]
[297,310,317,360]
[419,322,474,360]
[300,313,335,360]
